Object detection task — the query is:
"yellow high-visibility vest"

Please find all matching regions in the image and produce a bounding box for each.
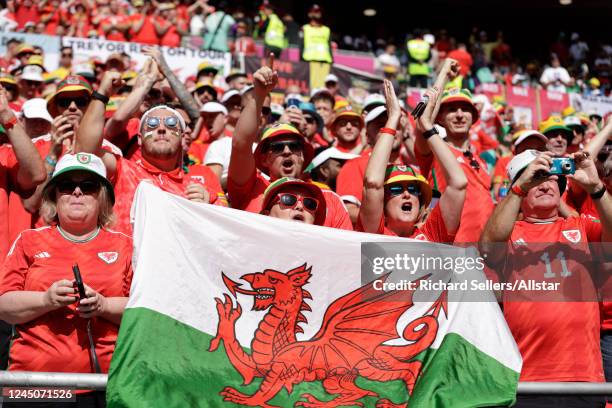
[302,24,332,63]
[264,14,286,49]
[407,39,430,76]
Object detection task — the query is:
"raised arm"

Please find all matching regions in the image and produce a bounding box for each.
[104,58,162,141]
[0,87,46,190]
[143,46,200,123]
[360,79,401,233]
[584,115,612,158]
[414,59,457,157]
[415,69,467,235]
[228,54,277,187]
[75,72,124,178]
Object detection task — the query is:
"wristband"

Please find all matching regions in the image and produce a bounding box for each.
[422,127,439,140]
[511,184,527,197]
[380,127,396,136]
[91,91,110,105]
[2,116,17,130]
[590,185,606,200]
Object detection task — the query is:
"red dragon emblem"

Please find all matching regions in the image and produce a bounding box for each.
[209,263,446,408]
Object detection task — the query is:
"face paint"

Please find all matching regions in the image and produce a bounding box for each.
[169,130,180,139]
[143,131,155,139]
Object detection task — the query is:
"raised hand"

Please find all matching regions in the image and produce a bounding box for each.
[383,79,401,122]
[98,71,124,97]
[252,53,278,99]
[568,151,602,193]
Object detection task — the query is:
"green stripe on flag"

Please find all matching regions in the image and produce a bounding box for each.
[108,308,413,407]
[409,333,520,408]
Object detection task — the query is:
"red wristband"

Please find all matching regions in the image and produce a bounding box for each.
[380,127,397,136]
[511,184,527,197]
[2,116,17,130]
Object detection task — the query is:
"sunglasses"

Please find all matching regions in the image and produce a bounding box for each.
[267,140,304,155]
[336,118,361,128]
[57,97,89,108]
[386,184,421,197]
[463,150,481,171]
[145,115,179,129]
[61,53,73,58]
[261,106,271,116]
[305,116,316,124]
[56,179,101,195]
[23,79,43,87]
[275,193,319,212]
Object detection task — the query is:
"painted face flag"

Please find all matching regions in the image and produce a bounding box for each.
[107,182,521,407]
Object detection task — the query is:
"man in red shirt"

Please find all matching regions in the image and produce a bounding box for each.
[415,87,493,243]
[75,72,226,235]
[13,0,40,30]
[480,149,609,407]
[128,0,159,45]
[331,106,364,154]
[447,43,473,78]
[227,59,352,230]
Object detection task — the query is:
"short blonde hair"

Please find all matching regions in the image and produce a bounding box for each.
[41,184,115,227]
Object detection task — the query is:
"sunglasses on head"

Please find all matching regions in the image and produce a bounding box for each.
[56,179,101,195]
[275,193,319,212]
[386,184,421,197]
[267,140,304,154]
[57,97,89,108]
[463,150,481,171]
[145,115,180,129]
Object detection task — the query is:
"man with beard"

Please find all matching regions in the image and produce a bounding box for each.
[227,56,351,230]
[75,72,226,235]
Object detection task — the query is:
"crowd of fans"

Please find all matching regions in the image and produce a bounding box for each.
[0,1,610,408]
[0,0,611,96]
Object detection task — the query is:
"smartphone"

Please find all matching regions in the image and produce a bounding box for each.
[72,264,87,300]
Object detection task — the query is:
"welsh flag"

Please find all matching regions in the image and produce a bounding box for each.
[107,182,522,407]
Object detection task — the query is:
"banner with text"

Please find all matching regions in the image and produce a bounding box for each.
[0,32,60,71]
[62,36,231,81]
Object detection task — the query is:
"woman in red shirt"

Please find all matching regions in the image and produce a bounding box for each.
[0,153,132,405]
[358,72,467,243]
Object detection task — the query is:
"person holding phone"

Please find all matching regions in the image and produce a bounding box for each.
[0,153,132,402]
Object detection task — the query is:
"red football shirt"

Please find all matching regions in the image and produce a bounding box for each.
[0,226,133,373]
[228,172,353,230]
[111,157,226,235]
[129,14,159,45]
[355,203,454,242]
[416,144,493,243]
[503,216,604,382]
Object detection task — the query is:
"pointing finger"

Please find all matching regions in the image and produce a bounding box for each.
[268,52,274,70]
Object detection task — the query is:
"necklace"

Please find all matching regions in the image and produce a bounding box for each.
[57,226,101,243]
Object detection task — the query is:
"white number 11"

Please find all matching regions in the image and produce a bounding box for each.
[540,250,571,278]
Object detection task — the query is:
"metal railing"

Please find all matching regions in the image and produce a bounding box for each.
[0,372,610,395]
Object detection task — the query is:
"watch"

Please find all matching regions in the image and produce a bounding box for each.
[590,184,606,200]
[422,127,439,139]
[91,91,110,105]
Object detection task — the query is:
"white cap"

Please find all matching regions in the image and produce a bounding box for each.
[472,94,489,105]
[21,98,53,123]
[240,85,254,95]
[20,65,44,82]
[507,149,539,182]
[564,116,583,128]
[364,105,387,125]
[200,101,228,115]
[363,93,385,111]
[324,74,339,83]
[44,152,114,203]
[220,89,241,104]
[513,129,547,148]
[73,63,95,78]
[309,147,359,169]
[270,103,284,116]
[424,33,435,45]
[310,87,332,98]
